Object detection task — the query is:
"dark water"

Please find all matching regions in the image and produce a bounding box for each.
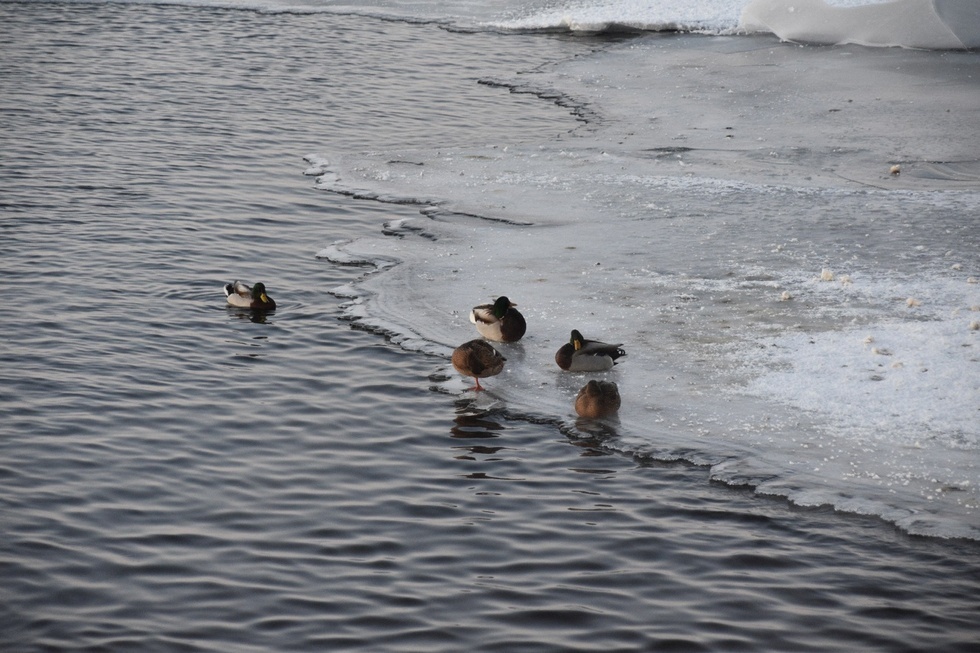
[1,3,979,651]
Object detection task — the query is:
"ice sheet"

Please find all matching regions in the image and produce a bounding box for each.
[308,160,979,538]
[307,33,980,539]
[489,0,745,33]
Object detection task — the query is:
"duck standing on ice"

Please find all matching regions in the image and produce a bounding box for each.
[451,339,506,391]
[470,296,526,343]
[555,329,625,372]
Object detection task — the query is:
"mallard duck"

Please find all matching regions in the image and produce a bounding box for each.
[555,329,625,371]
[470,296,526,342]
[224,280,276,311]
[451,339,506,391]
[575,380,621,419]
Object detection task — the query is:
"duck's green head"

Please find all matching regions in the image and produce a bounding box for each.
[570,329,584,350]
[493,296,515,318]
[253,282,270,302]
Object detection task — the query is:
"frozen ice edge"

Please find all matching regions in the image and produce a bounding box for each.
[308,160,980,541]
[319,230,980,541]
[303,17,980,539]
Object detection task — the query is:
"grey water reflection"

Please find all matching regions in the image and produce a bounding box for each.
[449,409,505,440]
[226,308,276,324]
[450,410,507,462]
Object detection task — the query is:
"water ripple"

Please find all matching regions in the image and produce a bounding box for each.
[2,3,979,652]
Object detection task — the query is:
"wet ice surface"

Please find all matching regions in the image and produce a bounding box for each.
[310,34,980,539]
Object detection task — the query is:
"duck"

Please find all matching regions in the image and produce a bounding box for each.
[575,380,621,419]
[224,280,276,311]
[470,296,526,342]
[451,339,506,391]
[555,329,625,371]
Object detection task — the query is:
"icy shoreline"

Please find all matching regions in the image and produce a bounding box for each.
[307,32,980,539]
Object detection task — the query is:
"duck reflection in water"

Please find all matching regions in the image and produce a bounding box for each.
[450,409,505,440]
[570,420,619,447]
[449,409,512,463]
[227,311,272,325]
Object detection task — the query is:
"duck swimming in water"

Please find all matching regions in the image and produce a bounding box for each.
[224,280,276,311]
[575,380,621,419]
[555,329,625,372]
[451,339,506,391]
[470,296,527,342]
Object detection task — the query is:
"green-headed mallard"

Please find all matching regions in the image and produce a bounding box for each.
[555,329,625,371]
[451,339,506,391]
[224,280,276,311]
[470,296,527,342]
[575,380,621,419]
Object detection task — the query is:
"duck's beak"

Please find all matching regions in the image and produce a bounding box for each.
[260,293,269,302]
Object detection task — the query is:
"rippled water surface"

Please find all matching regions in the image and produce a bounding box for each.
[1,3,979,651]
